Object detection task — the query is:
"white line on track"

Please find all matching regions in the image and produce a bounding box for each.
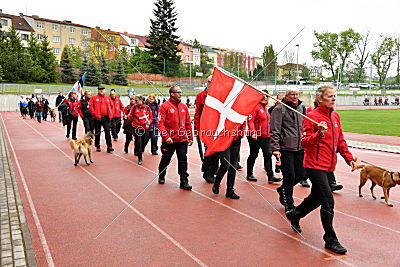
[35,119,354,265]
[0,114,55,267]
[18,116,207,267]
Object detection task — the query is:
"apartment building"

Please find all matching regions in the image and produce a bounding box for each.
[0,10,33,47]
[119,32,147,55]
[91,27,120,61]
[178,42,201,66]
[23,14,91,64]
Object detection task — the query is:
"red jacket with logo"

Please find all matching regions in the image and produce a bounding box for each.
[158,98,193,143]
[64,98,79,117]
[127,104,153,130]
[89,94,113,121]
[247,103,270,138]
[110,96,124,118]
[194,89,207,133]
[301,105,354,172]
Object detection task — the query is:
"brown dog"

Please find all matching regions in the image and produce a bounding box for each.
[355,162,400,207]
[69,132,94,166]
[49,108,56,122]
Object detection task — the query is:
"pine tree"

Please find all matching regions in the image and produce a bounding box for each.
[0,65,3,82]
[147,0,181,74]
[39,35,57,82]
[112,60,128,85]
[99,56,111,84]
[60,46,76,83]
[80,56,89,77]
[85,61,101,86]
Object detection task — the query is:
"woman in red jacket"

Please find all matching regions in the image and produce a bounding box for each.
[286,85,356,255]
[127,95,152,165]
[64,91,79,140]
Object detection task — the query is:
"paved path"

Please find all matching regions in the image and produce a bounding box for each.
[0,120,36,266]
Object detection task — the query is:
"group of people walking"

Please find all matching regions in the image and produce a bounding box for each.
[18,95,50,122]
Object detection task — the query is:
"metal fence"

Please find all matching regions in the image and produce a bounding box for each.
[0,83,199,97]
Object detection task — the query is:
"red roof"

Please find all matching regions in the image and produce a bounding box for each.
[24,14,90,29]
[0,13,33,32]
[135,35,150,48]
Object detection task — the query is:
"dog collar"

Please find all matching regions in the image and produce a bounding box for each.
[390,172,396,183]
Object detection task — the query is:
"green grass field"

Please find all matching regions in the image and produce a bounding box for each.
[337,109,400,136]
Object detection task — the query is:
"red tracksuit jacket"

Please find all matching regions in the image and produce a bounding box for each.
[301,105,354,172]
[127,104,153,130]
[110,96,124,118]
[247,103,270,138]
[194,89,207,133]
[158,98,193,143]
[64,98,79,117]
[89,94,113,121]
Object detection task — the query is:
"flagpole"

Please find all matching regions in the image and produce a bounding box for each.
[216,67,322,127]
[56,72,86,108]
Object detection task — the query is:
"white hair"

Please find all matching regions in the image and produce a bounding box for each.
[285,86,299,96]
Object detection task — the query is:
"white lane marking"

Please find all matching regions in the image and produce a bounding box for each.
[1,114,55,267]
[20,116,207,267]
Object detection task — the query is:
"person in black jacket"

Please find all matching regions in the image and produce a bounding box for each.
[55,92,65,122]
[28,98,35,119]
[42,96,49,121]
[79,90,94,133]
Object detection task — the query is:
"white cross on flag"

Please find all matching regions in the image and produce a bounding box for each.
[200,67,264,156]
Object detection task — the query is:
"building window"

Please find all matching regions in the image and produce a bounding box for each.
[53,48,60,55]
[131,39,137,45]
[83,52,89,58]
[69,38,75,45]
[96,45,101,51]
[193,48,200,53]
[194,55,199,62]
[21,34,29,40]
[186,55,190,62]
[185,47,189,52]
[70,27,75,33]
[82,40,89,47]
[55,60,59,65]
[82,29,88,35]
[37,22,44,29]
[110,36,115,42]
[0,19,8,26]
[52,24,58,31]
[53,36,60,43]
[37,34,44,41]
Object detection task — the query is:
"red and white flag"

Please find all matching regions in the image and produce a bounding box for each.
[200,67,264,156]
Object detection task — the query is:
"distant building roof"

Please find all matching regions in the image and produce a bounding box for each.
[135,35,150,48]
[24,14,91,28]
[0,13,33,32]
[200,44,217,53]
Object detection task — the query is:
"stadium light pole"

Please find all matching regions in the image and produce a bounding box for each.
[296,44,299,85]
[369,55,372,110]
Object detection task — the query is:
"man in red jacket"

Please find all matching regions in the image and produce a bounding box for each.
[89,85,114,153]
[246,92,281,183]
[194,75,218,183]
[158,86,193,190]
[110,89,124,141]
[286,85,356,254]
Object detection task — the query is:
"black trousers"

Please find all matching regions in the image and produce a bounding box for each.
[42,109,48,121]
[278,150,305,207]
[29,110,35,119]
[246,136,273,179]
[125,133,133,152]
[133,128,148,160]
[143,129,159,153]
[215,138,241,190]
[111,117,122,139]
[202,151,219,178]
[66,116,78,139]
[82,115,94,133]
[94,116,112,148]
[158,141,189,182]
[296,168,338,245]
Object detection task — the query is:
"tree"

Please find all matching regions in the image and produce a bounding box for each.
[301,63,310,79]
[312,31,339,80]
[281,49,297,80]
[147,0,181,74]
[60,46,76,83]
[39,35,57,82]
[262,45,277,80]
[85,61,101,86]
[353,30,371,84]
[337,29,361,78]
[0,65,3,82]
[68,45,83,68]
[372,35,397,87]
[396,38,400,86]
[99,56,111,84]
[112,60,128,85]
[79,56,89,78]
[129,47,153,73]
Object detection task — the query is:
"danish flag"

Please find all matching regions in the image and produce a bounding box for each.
[200,67,264,156]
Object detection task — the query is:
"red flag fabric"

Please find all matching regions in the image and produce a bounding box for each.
[199,67,264,156]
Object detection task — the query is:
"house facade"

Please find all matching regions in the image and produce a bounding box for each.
[90,27,120,61]
[178,42,201,66]
[0,11,33,47]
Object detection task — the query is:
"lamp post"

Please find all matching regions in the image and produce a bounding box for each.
[295,44,299,85]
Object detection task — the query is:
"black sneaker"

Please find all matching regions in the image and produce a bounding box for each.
[284,205,295,213]
[325,242,347,254]
[212,184,220,194]
[246,175,257,182]
[226,190,240,199]
[152,152,158,155]
[124,148,128,154]
[330,183,343,192]
[180,183,192,190]
[236,163,243,171]
[268,176,282,184]
[285,209,301,233]
[300,180,310,187]
[158,178,165,184]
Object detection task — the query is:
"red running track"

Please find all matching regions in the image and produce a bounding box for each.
[1,112,400,266]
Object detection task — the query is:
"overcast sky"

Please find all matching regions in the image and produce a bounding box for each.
[3,0,400,74]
